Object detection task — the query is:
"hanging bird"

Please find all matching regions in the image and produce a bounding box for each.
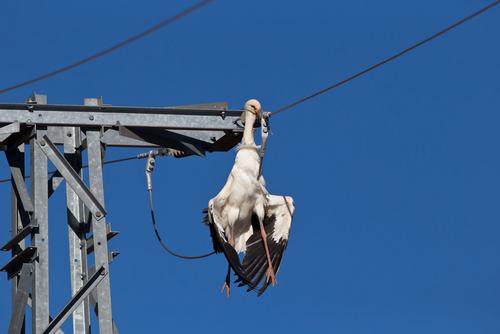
[203,99,295,296]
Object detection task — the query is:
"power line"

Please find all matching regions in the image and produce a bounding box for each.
[0,0,215,95]
[1,1,498,181]
[271,0,500,117]
[0,154,139,184]
[1,148,214,257]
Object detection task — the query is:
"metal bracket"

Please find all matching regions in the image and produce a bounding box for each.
[86,224,119,255]
[119,126,205,157]
[1,220,38,251]
[0,246,37,280]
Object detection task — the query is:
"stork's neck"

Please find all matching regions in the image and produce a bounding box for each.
[242,113,257,145]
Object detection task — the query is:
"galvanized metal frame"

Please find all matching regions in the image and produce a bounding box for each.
[8,146,26,334]
[8,263,33,334]
[64,122,90,334]
[0,93,244,334]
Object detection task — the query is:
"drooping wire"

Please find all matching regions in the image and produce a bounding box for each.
[143,150,215,259]
[271,0,500,117]
[148,188,215,260]
[0,0,215,94]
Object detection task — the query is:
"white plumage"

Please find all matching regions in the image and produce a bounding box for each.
[204,99,295,296]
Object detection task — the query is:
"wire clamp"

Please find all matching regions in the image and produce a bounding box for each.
[145,150,156,192]
[258,112,271,178]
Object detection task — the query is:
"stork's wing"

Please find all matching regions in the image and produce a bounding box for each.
[202,207,255,289]
[238,195,295,296]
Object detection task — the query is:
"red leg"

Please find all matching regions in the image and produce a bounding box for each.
[221,234,235,297]
[221,265,231,298]
[259,220,277,286]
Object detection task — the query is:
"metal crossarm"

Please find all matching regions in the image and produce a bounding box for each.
[0,103,243,130]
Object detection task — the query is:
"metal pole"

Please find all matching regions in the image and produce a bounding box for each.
[31,127,49,334]
[10,144,26,334]
[64,125,91,334]
[85,98,113,334]
[8,263,33,334]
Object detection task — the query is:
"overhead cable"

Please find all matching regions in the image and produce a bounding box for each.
[271,0,500,117]
[0,0,215,94]
[0,154,140,185]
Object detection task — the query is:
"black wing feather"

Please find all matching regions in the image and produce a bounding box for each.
[238,213,289,296]
[257,250,282,296]
[203,208,255,289]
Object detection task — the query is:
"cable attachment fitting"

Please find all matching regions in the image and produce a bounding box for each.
[258,112,271,178]
[145,150,156,192]
[144,147,191,191]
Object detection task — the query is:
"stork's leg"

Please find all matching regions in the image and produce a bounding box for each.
[258,219,277,286]
[221,264,231,298]
[221,234,235,297]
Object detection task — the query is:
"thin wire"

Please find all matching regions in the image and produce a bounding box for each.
[92,155,138,167]
[0,154,139,184]
[0,0,215,94]
[0,150,215,259]
[148,189,215,259]
[272,0,500,117]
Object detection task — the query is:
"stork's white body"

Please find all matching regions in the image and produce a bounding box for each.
[209,143,266,252]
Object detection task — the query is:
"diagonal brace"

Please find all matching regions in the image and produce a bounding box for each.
[1,221,38,251]
[0,122,21,144]
[0,122,20,135]
[38,135,106,220]
[8,263,33,334]
[5,149,34,213]
[42,266,107,334]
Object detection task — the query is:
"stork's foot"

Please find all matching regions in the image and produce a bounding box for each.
[221,281,231,298]
[266,266,277,286]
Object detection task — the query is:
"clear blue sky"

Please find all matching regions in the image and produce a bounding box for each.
[1,1,499,333]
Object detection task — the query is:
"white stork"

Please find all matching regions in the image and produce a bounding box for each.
[204,99,295,296]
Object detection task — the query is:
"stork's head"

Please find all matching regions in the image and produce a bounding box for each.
[241,99,262,125]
